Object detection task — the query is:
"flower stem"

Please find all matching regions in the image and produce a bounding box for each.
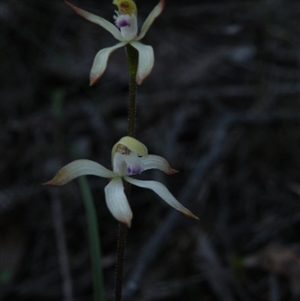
[78,176,105,301]
[114,44,139,301]
[126,44,138,137]
[114,222,128,301]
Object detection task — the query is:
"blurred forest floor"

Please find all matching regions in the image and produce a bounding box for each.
[1,0,300,300]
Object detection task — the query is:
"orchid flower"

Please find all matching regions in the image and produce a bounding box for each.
[66,0,165,85]
[45,136,198,227]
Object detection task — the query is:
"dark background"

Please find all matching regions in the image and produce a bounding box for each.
[1,0,300,300]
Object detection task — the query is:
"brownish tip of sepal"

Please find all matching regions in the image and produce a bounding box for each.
[65,1,74,10]
[160,0,166,11]
[65,1,88,19]
[42,179,60,186]
[89,75,101,87]
[121,220,132,228]
[183,210,200,220]
[42,174,68,186]
[167,168,178,175]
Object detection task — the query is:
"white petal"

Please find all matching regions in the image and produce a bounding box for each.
[104,177,133,227]
[130,41,154,84]
[124,177,199,220]
[90,42,126,86]
[138,0,165,40]
[141,155,178,174]
[44,159,115,186]
[66,2,123,41]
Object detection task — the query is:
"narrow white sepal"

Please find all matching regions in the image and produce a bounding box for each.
[66,2,123,41]
[104,177,133,227]
[138,0,165,40]
[141,155,177,174]
[90,42,126,85]
[130,41,154,84]
[45,159,115,186]
[124,177,199,219]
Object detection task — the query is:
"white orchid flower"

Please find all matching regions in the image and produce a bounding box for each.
[45,136,198,227]
[65,0,165,85]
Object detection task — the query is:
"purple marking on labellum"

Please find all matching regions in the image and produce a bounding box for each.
[127,167,142,175]
[116,16,131,28]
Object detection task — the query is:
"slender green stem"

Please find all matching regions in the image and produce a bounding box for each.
[114,44,139,301]
[78,176,105,301]
[125,44,139,137]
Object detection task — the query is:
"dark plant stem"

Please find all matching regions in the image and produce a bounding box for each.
[126,44,138,137]
[114,222,128,301]
[114,44,139,301]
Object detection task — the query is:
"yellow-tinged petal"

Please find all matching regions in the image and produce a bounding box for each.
[113,0,137,15]
[44,159,115,186]
[130,41,154,85]
[138,0,165,40]
[111,136,148,164]
[141,155,178,174]
[104,177,133,227]
[66,1,123,41]
[124,177,199,220]
[90,42,126,86]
